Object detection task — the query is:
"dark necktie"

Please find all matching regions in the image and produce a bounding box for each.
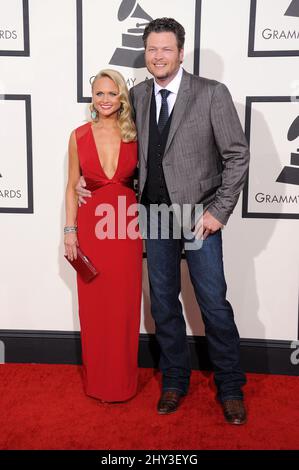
[158,89,171,133]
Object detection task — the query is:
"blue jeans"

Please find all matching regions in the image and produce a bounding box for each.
[144,207,246,402]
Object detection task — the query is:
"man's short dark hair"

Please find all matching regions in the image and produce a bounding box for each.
[143,18,185,50]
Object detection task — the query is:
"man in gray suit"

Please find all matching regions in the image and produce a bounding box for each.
[77,18,249,424]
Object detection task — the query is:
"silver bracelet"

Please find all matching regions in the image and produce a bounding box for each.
[64,226,77,234]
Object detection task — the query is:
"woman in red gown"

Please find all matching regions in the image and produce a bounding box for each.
[64,70,142,402]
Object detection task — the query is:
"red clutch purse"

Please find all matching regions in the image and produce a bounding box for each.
[64,247,99,282]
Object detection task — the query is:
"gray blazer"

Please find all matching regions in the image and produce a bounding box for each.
[130,69,250,225]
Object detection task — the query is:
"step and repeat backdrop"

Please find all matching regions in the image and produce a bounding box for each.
[0,0,298,342]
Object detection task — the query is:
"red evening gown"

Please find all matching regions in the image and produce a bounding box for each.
[75,122,142,402]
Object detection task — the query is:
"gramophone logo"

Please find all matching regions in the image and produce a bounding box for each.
[243,97,299,219]
[77,0,201,102]
[248,0,299,57]
[285,0,299,17]
[276,116,299,185]
[109,0,153,68]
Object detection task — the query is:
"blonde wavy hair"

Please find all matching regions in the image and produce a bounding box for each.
[90,69,137,142]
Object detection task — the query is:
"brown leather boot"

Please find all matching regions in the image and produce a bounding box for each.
[222,399,247,425]
[157,390,182,415]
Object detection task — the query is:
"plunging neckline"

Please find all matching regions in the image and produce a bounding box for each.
[90,123,122,181]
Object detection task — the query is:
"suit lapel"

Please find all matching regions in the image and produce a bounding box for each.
[164,70,191,158]
[140,79,153,163]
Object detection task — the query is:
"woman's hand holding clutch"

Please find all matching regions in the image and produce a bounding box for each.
[64,229,79,261]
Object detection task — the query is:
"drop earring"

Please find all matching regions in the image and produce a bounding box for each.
[91,106,97,120]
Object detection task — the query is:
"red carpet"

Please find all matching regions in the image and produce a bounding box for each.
[0,364,299,450]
